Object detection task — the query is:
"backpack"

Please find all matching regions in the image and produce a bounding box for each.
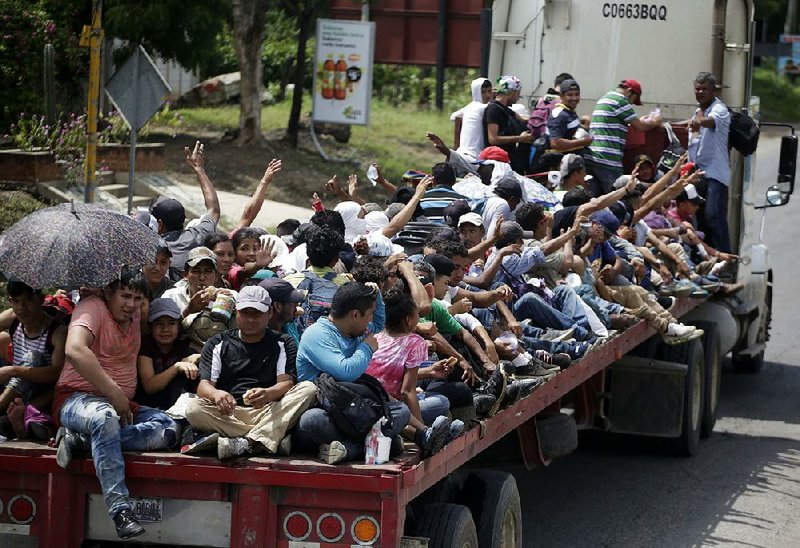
[297,270,339,329]
[187,310,236,350]
[656,123,686,177]
[527,95,559,139]
[728,108,759,156]
[314,373,393,443]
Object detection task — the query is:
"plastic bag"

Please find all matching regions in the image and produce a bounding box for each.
[364,417,391,464]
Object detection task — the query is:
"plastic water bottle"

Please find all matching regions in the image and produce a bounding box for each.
[367,164,379,186]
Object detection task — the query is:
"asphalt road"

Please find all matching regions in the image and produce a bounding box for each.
[510,132,800,548]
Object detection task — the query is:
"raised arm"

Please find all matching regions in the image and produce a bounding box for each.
[382,176,432,238]
[184,141,221,223]
[231,159,282,233]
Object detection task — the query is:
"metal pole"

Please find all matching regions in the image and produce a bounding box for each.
[435,0,447,110]
[127,48,140,214]
[480,8,492,77]
[361,2,369,22]
[83,0,103,203]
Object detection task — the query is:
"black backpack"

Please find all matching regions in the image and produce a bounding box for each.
[314,373,393,443]
[728,108,759,156]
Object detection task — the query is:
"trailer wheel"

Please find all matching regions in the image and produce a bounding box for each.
[461,470,522,548]
[655,338,705,456]
[691,321,721,438]
[415,503,479,548]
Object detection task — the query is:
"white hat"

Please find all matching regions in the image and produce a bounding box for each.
[458,212,484,228]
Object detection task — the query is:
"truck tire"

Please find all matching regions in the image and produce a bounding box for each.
[654,338,705,456]
[732,271,772,374]
[691,321,721,438]
[461,470,522,548]
[414,503,479,548]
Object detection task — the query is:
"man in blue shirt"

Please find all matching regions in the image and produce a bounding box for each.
[684,72,732,253]
[294,282,451,463]
[547,79,592,155]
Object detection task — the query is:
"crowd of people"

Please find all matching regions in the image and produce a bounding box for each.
[0,70,742,539]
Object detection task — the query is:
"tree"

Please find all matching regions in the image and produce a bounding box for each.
[231,0,268,145]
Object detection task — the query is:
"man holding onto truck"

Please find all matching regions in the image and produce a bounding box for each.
[586,80,662,197]
[685,72,732,253]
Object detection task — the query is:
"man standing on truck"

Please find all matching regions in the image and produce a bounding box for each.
[586,80,662,196]
[52,270,178,540]
[683,72,732,253]
[483,75,534,175]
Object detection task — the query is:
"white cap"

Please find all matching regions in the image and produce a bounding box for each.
[458,212,484,228]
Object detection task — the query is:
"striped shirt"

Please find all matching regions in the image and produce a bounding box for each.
[587,91,638,171]
[419,186,468,223]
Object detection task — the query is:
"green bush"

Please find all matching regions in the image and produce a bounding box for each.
[753,64,800,122]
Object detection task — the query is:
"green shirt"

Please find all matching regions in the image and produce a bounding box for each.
[587,90,638,171]
[420,300,462,336]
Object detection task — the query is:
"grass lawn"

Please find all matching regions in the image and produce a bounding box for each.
[163,96,455,205]
[753,65,800,122]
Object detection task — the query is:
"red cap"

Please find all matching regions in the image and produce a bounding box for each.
[478,146,511,163]
[621,79,643,105]
[680,162,696,177]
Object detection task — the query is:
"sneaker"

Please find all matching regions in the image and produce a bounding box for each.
[473,393,497,416]
[666,323,696,338]
[534,350,572,369]
[658,282,677,296]
[55,426,88,469]
[446,420,465,443]
[662,328,704,345]
[609,313,639,330]
[672,279,694,298]
[515,362,558,379]
[479,367,508,401]
[538,327,575,342]
[505,378,544,404]
[389,435,405,458]
[419,416,451,458]
[690,284,710,299]
[180,432,219,455]
[217,437,253,460]
[180,424,198,448]
[276,435,292,457]
[112,509,145,540]
[319,441,349,464]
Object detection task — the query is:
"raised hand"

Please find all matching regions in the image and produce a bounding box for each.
[185,141,205,171]
[262,159,282,182]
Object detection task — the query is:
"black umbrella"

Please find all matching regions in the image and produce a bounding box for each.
[0,202,160,289]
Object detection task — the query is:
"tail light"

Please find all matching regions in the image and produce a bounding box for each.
[8,494,36,525]
[351,515,380,545]
[317,512,345,543]
[283,510,312,542]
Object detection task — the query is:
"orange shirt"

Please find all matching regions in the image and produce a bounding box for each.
[56,296,141,399]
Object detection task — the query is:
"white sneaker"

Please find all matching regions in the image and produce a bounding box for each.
[666,323,696,338]
[319,441,349,464]
[217,437,252,460]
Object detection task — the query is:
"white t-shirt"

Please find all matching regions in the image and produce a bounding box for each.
[482,196,512,240]
[451,102,488,159]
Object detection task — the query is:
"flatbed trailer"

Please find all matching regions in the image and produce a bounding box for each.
[0,300,702,547]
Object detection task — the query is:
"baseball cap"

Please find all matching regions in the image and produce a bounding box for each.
[494,177,522,200]
[259,278,305,304]
[147,298,183,323]
[497,221,524,245]
[150,198,186,228]
[612,175,632,189]
[422,254,457,277]
[634,154,654,167]
[477,146,511,164]
[384,202,405,220]
[458,212,485,228]
[590,209,621,235]
[621,79,643,105]
[559,79,580,93]
[559,153,585,180]
[185,246,217,267]
[236,285,272,312]
[677,183,706,205]
[442,199,472,227]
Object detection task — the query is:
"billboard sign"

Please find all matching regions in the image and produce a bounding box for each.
[778,34,800,83]
[312,19,375,125]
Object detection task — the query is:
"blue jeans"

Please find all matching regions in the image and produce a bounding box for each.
[704,178,731,253]
[59,393,177,518]
[513,288,591,340]
[418,393,450,426]
[293,401,410,459]
[586,160,621,197]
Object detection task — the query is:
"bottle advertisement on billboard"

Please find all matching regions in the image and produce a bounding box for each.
[312,19,375,126]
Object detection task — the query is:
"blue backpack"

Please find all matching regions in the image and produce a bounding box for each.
[296,270,339,330]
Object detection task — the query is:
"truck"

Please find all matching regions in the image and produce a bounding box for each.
[0,1,796,547]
